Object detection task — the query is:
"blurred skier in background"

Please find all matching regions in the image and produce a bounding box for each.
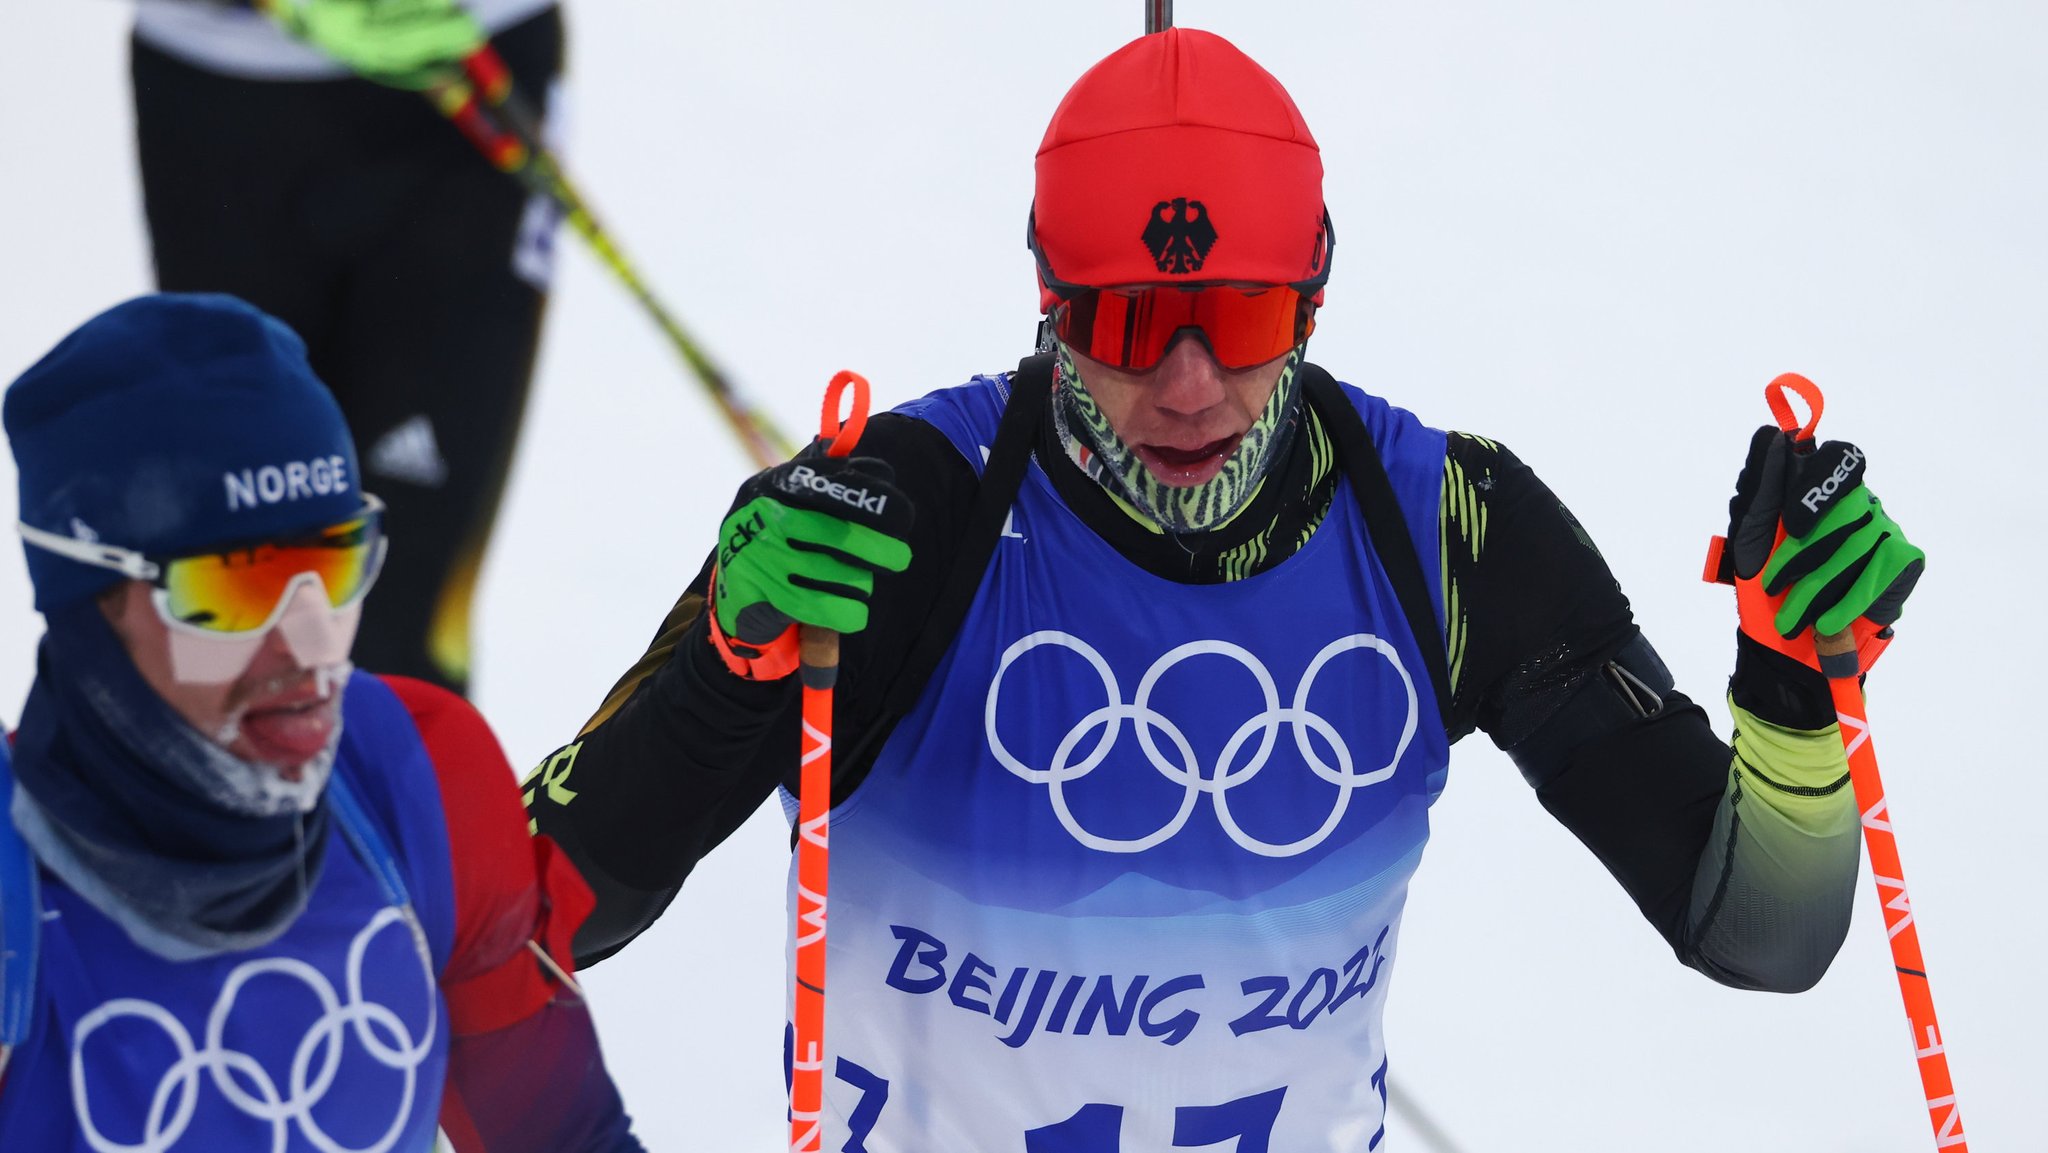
[0,293,642,1151]
[128,0,565,694]
[523,28,1927,1150]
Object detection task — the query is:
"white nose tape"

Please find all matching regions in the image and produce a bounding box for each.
[276,582,362,668]
[166,628,267,685]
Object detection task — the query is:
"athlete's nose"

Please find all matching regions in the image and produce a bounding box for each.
[275,577,360,668]
[1148,331,1229,417]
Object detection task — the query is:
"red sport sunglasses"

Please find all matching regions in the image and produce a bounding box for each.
[1048,283,1317,372]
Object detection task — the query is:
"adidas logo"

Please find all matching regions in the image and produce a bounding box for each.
[368,415,450,488]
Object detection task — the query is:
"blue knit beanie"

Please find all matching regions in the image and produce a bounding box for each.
[5,293,362,614]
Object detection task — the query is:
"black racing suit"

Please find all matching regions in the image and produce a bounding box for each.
[526,368,1859,993]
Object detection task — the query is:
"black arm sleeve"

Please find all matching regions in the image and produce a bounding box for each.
[1444,435,1737,953]
[524,414,980,965]
[1451,435,1855,988]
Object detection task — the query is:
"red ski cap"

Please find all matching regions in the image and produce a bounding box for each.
[1030,28,1332,312]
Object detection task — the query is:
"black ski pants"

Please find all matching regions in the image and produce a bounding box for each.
[131,8,565,696]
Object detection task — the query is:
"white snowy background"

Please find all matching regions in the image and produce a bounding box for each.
[3,3,2043,1150]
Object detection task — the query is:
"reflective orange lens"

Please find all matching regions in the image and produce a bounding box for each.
[161,509,384,633]
[1052,285,1315,371]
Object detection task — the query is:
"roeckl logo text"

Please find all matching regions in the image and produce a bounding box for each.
[224,455,351,511]
[1801,446,1864,513]
[784,465,888,515]
[720,509,766,567]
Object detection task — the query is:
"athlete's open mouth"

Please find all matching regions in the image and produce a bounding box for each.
[228,672,341,773]
[1138,434,1242,484]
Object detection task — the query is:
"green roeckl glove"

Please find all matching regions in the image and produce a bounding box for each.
[266,0,484,90]
[1725,426,1926,669]
[708,454,914,681]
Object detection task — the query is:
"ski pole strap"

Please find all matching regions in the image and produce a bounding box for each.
[877,355,1053,726]
[1299,366,1455,731]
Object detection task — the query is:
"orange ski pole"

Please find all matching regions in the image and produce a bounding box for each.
[1762,374,1968,1150]
[789,371,871,1153]
[1813,633,1967,1149]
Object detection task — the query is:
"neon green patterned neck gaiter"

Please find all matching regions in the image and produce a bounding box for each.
[1051,341,1306,534]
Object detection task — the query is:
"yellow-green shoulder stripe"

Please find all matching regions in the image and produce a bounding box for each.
[1439,433,1499,694]
[579,588,707,737]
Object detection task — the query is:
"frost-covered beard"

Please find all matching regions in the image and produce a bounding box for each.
[1052,341,1305,534]
[121,659,352,819]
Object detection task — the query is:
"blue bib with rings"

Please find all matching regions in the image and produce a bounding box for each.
[0,673,458,1153]
[782,371,1452,1153]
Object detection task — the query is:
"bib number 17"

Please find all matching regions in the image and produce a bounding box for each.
[1024,1087,1287,1152]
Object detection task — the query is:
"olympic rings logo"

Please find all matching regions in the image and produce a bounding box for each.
[68,905,438,1153]
[985,631,1418,857]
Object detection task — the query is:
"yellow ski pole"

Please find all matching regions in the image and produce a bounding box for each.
[257,0,795,468]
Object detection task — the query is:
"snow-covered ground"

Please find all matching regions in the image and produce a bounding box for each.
[3,3,2043,1149]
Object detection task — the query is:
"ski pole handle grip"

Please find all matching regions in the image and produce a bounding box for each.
[796,370,872,688]
[462,42,515,105]
[1769,373,1895,677]
[1814,628,1862,680]
[799,626,840,688]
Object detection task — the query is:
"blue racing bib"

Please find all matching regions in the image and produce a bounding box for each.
[0,675,457,1153]
[789,373,1451,1152]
